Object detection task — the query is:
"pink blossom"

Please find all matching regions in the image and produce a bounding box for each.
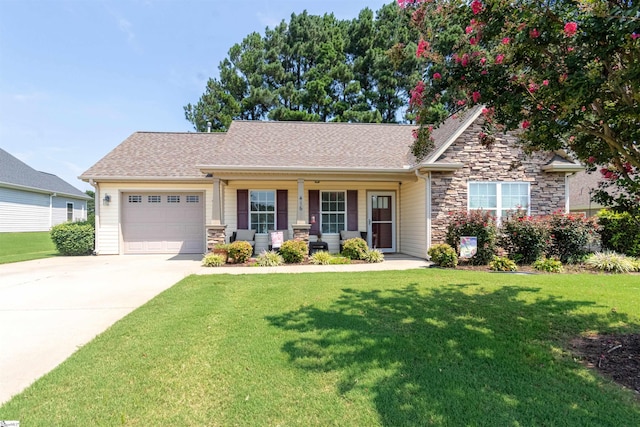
[528,82,539,93]
[433,72,442,80]
[632,33,640,40]
[470,37,478,45]
[410,81,425,107]
[480,57,487,65]
[457,99,466,106]
[472,91,481,103]
[529,28,540,38]
[466,26,474,34]
[564,22,578,37]
[461,53,470,67]
[471,0,483,15]
[521,120,530,129]
[502,37,510,44]
[495,54,505,64]
[542,79,549,86]
[481,70,488,75]
[587,156,596,164]
[416,39,430,58]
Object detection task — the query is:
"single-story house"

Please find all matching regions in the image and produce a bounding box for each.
[80,106,583,257]
[1,148,91,232]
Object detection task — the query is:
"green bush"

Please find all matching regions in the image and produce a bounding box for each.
[585,251,635,274]
[546,211,595,263]
[532,257,564,273]
[597,210,640,257]
[341,237,369,260]
[279,240,308,264]
[363,249,385,263]
[498,212,548,264]
[202,253,226,267]
[328,256,352,265]
[50,222,94,256]
[256,250,284,267]
[310,251,333,265]
[228,241,253,264]
[446,210,497,265]
[427,243,458,268]
[489,256,518,272]
[632,258,640,272]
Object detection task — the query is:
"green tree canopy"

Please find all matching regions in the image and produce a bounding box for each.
[184,3,421,131]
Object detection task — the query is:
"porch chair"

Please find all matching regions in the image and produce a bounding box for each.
[339,230,368,252]
[268,229,289,251]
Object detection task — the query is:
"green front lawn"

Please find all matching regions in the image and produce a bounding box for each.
[0,231,57,264]
[2,270,639,425]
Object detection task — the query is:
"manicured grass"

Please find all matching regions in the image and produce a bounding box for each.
[0,231,57,264]
[1,270,639,425]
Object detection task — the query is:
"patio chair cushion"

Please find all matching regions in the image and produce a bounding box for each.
[340,230,362,241]
[235,229,256,243]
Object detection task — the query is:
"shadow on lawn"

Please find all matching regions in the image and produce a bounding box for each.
[266,284,640,426]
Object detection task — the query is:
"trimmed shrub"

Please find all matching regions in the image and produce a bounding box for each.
[631,258,640,272]
[498,212,548,264]
[328,256,352,265]
[597,210,640,257]
[446,210,497,265]
[228,240,253,264]
[341,237,369,260]
[546,211,595,263]
[310,251,333,265]
[585,251,635,273]
[489,256,518,272]
[533,257,564,273]
[256,250,284,267]
[202,253,226,267]
[427,243,458,268]
[363,249,385,263]
[50,222,94,256]
[280,240,308,264]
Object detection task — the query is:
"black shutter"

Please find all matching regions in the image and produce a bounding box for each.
[276,190,288,230]
[309,190,320,235]
[347,190,358,230]
[237,189,248,229]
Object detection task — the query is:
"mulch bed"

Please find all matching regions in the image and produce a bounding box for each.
[570,333,640,397]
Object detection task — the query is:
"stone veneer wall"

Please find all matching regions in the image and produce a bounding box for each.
[206,225,227,252]
[430,119,566,244]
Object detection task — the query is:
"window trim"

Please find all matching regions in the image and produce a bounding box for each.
[66,202,74,222]
[249,189,276,234]
[467,181,530,220]
[320,190,347,234]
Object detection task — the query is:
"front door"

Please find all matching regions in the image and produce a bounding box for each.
[368,192,395,252]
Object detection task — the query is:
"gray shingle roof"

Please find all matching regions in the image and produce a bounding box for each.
[0,148,90,199]
[80,132,226,179]
[206,121,417,170]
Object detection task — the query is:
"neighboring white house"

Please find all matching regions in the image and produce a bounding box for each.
[0,148,91,232]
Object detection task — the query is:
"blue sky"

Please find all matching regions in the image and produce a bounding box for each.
[0,0,390,191]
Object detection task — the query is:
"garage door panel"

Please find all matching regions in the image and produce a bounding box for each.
[122,192,204,254]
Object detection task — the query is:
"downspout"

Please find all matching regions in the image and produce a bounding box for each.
[49,193,56,228]
[89,179,99,255]
[415,169,431,256]
[564,173,572,213]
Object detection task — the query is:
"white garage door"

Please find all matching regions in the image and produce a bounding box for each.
[122,192,204,254]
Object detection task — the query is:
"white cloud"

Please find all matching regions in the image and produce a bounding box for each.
[118,17,135,42]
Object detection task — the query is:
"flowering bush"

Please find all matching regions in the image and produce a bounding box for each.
[545,211,595,263]
[498,211,548,264]
[445,210,497,265]
[341,237,369,260]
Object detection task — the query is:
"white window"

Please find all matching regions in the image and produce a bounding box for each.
[468,182,529,220]
[66,202,73,222]
[250,190,275,234]
[321,191,346,234]
[148,195,161,203]
[167,195,180,203]
[128,195,142,203]
[186,195,200,203]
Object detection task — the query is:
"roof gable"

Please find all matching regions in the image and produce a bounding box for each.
[0,148,89,198]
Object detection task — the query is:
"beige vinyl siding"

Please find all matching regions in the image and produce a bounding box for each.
[399,178,427,258]
[95,182,211,255]
[225,180,400,253]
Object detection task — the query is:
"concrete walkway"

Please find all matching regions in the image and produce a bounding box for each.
[0,253,428,405]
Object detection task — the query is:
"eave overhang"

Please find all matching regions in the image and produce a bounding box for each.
[0,181,91,200]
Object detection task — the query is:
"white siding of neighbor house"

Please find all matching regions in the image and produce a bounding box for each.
[0,187,87,232]
[224,180,400,254]
[399,178,427,259]
[95,182,211,255]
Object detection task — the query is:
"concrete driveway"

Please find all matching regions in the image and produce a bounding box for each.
[0,254,203,405]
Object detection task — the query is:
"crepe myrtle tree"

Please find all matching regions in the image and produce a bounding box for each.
[398,0,640,213]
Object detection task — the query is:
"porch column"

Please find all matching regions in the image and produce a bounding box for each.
[296,178,305,224]
[212,178,222,225]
